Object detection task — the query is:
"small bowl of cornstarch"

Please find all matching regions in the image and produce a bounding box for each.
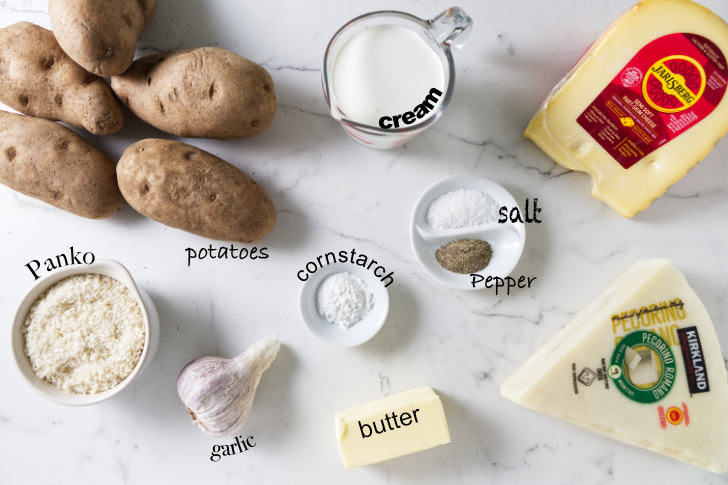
[11,260,159,405]
[300,262,389,347]
[410,175,526,290]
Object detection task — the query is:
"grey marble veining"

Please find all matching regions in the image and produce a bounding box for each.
[1,0,728,484]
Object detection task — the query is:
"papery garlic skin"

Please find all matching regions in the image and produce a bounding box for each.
[177,339,280,437]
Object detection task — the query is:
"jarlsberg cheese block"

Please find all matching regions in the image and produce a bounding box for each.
[334,386,450,469]
[525,0,728,217]
[501,259,728,473]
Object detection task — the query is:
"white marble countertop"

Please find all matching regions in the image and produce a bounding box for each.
[2,0,728,483]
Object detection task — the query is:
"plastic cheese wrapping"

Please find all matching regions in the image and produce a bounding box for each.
[501,260,728,473]
[525,0,728,217]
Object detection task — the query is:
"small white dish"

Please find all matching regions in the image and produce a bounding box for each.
[410,175,526,290]
[300,262,389,347]
[11,259,160,406]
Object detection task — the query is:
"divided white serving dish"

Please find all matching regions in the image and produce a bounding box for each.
[10,259,159,405]
[299,262,389,347]
[411,175,526,290]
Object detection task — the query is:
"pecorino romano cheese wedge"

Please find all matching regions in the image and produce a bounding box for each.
[525,0,728,217]
[501,259,728,473]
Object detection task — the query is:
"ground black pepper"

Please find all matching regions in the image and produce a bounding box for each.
[435,239,493,274]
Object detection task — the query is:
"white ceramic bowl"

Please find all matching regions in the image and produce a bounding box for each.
[11,259,160,405]
[411,175,526,290]
[300,262,389,347]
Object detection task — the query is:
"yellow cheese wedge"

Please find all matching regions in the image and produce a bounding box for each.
[525,0,728,217]
[334,386,450,469]
[501,259,728,473]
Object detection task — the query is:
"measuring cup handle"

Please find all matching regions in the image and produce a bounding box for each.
[426,6,472,50]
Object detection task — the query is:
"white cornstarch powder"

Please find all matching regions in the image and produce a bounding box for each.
[23,274,145,394]
[316,272,374,329]
[426,189,499,230]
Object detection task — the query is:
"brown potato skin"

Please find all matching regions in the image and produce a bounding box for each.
[0,22,123,135]
[117,139,276,242]
[0,111,123,218]
[111,48,276,139]
[49,0,156,76]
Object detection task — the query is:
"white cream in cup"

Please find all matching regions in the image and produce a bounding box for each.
[322,7,472,149]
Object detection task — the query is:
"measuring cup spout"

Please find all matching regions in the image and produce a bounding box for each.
[427,7,473,49]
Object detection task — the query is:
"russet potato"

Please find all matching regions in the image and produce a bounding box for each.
[111,48,276,139]
[49,0,156,77]
[0,22,123,135]
[0,111,123,218]
[117,139,276,242]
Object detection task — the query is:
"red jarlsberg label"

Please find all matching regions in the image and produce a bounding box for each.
[578,33,728,168]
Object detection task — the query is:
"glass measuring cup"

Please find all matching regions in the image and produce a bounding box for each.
[322,7,472,150]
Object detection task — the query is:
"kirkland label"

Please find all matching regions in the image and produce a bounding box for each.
[677,326,711,395]
[577,33,728,168]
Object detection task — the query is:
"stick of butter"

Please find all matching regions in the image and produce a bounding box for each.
[525,0,728,217]
[334,386,450,469]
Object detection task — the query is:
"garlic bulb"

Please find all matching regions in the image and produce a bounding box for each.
[177,339,280,437]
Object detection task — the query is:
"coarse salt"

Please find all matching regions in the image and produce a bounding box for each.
[426,189,499,230]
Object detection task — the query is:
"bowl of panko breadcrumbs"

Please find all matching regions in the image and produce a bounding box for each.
[10,259,159,405]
